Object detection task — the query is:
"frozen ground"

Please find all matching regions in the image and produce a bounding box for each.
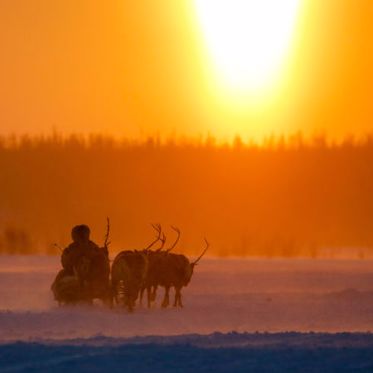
[2,333,373,372]
[1,256,373,371]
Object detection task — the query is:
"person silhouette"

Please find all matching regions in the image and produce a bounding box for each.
[61,225,100,275]
[51,224,110,305]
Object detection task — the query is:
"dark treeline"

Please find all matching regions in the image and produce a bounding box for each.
[1,133,373,258]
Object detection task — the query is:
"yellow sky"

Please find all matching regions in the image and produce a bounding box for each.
[0,0,372,141]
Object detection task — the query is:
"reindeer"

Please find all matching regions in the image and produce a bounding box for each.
[157,238,209,308]
[140,226,181,308]
[111,224,165,311]
[111,250,148,311]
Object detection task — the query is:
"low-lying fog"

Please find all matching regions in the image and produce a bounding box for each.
[1,256,373,341]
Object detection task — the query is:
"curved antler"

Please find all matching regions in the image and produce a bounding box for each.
[155,232,167,253]
[144,223,162,250]
[104,217,111,249]
[166,226,181,253]
[192,238,209,265]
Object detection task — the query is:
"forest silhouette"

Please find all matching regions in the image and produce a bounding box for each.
[0,133,373,258]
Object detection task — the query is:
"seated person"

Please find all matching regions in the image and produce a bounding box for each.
[52,224,110,305]
[61,224,101,275]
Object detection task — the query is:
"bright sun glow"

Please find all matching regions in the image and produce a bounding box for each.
[195,0,300,96]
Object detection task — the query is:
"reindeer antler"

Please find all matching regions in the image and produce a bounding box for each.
[144,223,162,250]
[155,232,167,253]
[192,238,209,265]
[104,217,111,249]
[166,226,181,253]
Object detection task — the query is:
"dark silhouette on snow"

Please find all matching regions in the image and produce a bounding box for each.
[140,226,181,308]
[156,239,209,308]
[111,224,165,312]
[51,223,111,305]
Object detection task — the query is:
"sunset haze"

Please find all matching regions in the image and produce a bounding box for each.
[0,0,372,141]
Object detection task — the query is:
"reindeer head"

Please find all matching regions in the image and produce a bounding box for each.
[191,238,209,269]
[184,238,209,286]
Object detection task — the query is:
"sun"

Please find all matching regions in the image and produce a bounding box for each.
[194,0,300,97]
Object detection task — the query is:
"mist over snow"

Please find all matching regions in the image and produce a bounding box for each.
[2,256,373,372]
[1,256,373,341]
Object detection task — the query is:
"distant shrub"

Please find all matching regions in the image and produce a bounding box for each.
[0,227,34,254]
[0,132,373,258]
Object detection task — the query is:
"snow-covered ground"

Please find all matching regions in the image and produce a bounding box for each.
[2,256,373,341]
[1,256,373,371]
[1,333,373,372]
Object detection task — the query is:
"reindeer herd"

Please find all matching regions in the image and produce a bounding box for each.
[111,224,209,312]
[52,223,209,312]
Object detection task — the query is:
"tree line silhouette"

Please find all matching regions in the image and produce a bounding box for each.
[1,132,373,258]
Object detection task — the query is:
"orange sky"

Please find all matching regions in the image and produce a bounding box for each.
[0,0,372,141]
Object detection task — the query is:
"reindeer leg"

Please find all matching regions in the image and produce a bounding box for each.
[146,286,152,308]
[107,294,113,309]
[139,287,144,306]
[114,282,122,306]
[111,282,116,306]
[101,291,111,309]
[102,284,113,308]
[161,286,170,308]
[178,289,183,308]
[151,285,158,302]
[173,287,178,307]
[174,287,183,308]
